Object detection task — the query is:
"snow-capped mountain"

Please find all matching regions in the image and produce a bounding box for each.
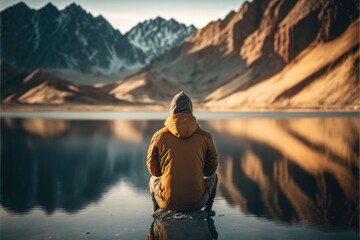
[0,2,196,76]
[0,2,146,74]
[125,17,196,63]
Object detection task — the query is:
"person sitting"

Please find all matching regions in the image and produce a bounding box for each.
[146,91,218,216]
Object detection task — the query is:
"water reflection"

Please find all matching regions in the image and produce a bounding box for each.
[147,217,218,240]
[207,118,359,230]
[1,118,162,214]
[1,117,358,231]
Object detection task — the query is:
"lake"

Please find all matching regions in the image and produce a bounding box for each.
[1,112,359,240]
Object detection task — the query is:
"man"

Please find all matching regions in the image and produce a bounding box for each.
[146,91,218,216]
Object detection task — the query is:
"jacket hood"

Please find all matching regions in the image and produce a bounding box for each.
[164,114,198,139]
[169,91,193,115]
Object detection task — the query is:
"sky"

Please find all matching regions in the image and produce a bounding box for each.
[0,0,247,33]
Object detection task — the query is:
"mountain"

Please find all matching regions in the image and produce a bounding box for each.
[0,2,195,79]
[107,0,359,110]
[126,17,196,63]
[1,61,123,105]
[0,2,145,75]
[206,0,360,110]
[0,60,29,101]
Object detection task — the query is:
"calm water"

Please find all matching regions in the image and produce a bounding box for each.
[1,113,359,240]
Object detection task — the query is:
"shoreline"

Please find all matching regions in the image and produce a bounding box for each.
[1,106,358,120]
[1,104,359,113]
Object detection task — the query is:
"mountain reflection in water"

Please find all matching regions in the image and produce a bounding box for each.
[1,117,358,231]
[207,118,359,230]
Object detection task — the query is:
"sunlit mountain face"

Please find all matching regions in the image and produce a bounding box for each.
[106,0,359,110]
[1,117,358,231]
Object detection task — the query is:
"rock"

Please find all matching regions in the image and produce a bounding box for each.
[152,209,208,220]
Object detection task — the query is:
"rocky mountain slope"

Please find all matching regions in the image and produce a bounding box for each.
[108,0,359,110]
[0,2,195,79]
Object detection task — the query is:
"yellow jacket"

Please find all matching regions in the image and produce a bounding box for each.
[146,113,218,211]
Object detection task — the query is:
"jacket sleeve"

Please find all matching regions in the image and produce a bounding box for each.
[203,135,218,176]
[146,134,162,177]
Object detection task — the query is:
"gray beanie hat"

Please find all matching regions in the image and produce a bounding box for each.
[170,91,193,115]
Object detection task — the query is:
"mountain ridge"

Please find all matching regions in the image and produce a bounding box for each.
[0,2,196,80]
